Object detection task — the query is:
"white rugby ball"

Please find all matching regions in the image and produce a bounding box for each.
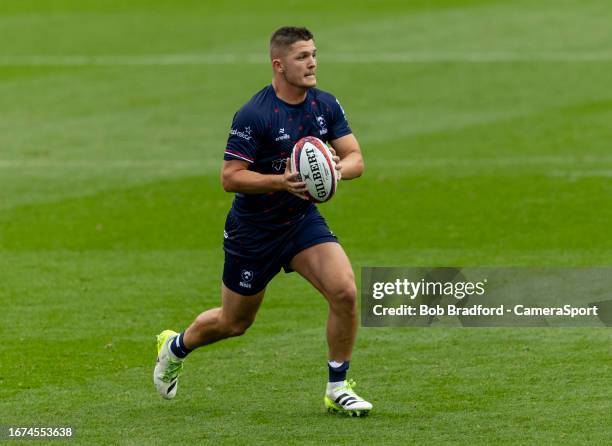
[290,136,338,203]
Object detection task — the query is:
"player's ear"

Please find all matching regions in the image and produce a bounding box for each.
[272,58,284,73]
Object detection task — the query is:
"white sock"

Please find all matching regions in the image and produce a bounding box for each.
[327,381,345,391]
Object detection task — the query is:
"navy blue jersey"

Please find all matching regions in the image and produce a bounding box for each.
[224,85,352,228]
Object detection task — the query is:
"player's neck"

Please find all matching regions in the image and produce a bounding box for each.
[272,78,308,105]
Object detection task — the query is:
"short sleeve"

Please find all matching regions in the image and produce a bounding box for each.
[327,96,352,141]
[224,106,264,163]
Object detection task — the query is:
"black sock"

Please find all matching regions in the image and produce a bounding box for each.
[328,360,350,382]
[169,332,192,359]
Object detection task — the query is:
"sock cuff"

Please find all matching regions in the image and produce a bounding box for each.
[178,332,193,352]
[169,332,192,359]
[328,360,349,383]
[328,360,350,372]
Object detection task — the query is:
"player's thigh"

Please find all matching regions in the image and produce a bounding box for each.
[289,242,356,300]
[220,282,265,325]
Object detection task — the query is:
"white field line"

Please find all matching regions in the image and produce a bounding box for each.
[549,170,612,179]
[2,157,612,170]
[1,52,612,66]
[366,156,612,168]
[0,159,215,169]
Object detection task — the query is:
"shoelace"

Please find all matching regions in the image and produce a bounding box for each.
[336,379,358,395]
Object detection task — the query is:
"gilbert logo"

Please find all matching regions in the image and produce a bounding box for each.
[305,146,327,199]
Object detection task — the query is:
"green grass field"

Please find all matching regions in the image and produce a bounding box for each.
[1,0,611,444]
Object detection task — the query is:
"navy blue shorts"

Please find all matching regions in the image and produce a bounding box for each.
[222,207,338,295]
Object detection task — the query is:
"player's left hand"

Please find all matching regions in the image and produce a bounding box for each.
[328,146,342,180]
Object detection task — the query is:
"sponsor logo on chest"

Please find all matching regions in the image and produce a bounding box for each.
[275,128,291,142]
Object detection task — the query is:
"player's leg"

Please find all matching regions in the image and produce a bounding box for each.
[289,242,372,416]
[183,283,265,348]
[153,284,265,399]
[290,242,357,361]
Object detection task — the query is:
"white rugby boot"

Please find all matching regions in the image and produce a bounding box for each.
[153,330,184,399]
[324,380,372,417]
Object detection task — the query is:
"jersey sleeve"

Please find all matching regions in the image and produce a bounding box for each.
[224,105,264,163]
[327,95,352,141]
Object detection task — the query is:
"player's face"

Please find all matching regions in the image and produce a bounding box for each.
[281,40,317,88]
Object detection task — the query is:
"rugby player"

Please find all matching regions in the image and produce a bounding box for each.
[154,26,371,416]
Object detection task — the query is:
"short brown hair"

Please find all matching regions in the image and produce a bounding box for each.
[269,26,314,58]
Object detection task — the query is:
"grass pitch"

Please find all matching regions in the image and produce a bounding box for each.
[1,1,611,444]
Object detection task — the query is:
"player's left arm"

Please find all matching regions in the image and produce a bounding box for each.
[329,133,364,180]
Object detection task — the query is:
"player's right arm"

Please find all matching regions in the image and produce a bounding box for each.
[221,159,308,198]
[223,103,307,198]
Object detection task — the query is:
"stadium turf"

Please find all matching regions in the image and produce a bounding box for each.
[1,0,610,444]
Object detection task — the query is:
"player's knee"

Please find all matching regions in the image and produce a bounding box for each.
[223,317,254,337]
[328,281,357,312]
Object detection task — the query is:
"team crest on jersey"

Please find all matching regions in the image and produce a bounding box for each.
[240,270,254,289]
[316,116,328,135]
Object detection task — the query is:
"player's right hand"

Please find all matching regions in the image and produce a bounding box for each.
[283,158,309,200]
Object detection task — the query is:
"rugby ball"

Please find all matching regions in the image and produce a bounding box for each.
[290,136,338,203]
